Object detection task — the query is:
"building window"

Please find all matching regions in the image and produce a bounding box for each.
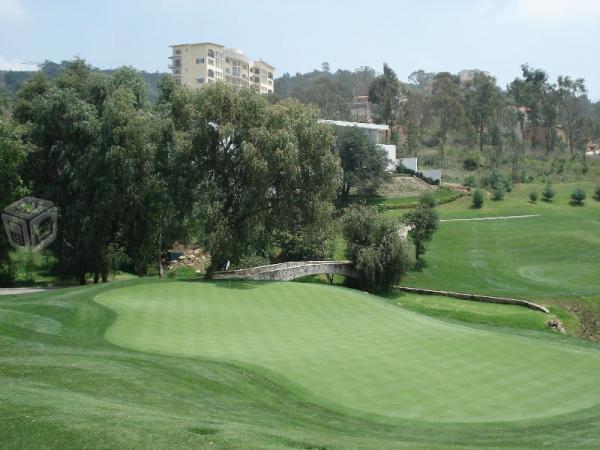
[174,49,181,55]
[225,68,230,73]
[207,79,214,84]
[208,49,214,57]
[208,58,214,66]
[208,69,214,78]
[232,67,240,76]
[254,68,260,74]
[268,72,273,79]
[225,57,230,63]
[173,69,180,74]
[268,89,272,94]
[268,79,273,85]
[196,57,204,64]
[197,78,204,84]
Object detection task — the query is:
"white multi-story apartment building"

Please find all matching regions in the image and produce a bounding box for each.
[169,42,275,94]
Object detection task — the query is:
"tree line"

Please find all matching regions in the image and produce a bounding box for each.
[279,63,600,170]
[2,59,418,289]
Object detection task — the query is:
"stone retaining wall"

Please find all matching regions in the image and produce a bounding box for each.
[214,261,358,281]
[396,286,550,314]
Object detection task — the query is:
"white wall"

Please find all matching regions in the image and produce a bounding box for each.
[399,157,418,172]
[379,144,398,171]
[420,169,442,183]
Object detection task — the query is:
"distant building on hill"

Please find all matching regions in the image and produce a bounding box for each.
[350,96,373,123]
[169,42,275,94]
[458,69,491,83]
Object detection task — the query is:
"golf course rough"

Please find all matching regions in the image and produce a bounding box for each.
[95,281,600,424]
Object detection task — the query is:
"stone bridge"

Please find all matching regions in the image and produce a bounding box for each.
[214,260,358,282]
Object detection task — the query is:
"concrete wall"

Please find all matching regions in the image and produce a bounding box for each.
[399,157,418,172]
[420,169,442,183]
[379,144,398,171]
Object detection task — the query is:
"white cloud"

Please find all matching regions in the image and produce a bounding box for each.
[0,0,26,20]
[0,54,39,71]
[499,0,600,23]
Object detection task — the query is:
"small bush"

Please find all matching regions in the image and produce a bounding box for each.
[542,184,555,202]
[463,175,477,189]
[492,188,504,201]
[463,153,481,171]
[529,191,538,203]
[570,188,586,205]
[419,192,437,207]
[481,169,512,193]
[594,185,600,201]
[472,189,484,208]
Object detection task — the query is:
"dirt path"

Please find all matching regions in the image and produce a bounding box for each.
[440,214,540,222]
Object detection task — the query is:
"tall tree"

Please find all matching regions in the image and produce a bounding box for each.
[556,76,587,158]
[463,72,502,152]
[430,72,465,162]
[368,63,401,127]
[335,126,390,201]
[177,84,341,278]
[509,65,547,149]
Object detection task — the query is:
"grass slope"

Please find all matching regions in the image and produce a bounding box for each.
[2,279,600,448]
[397,182,600,301]
[96,281,600,424]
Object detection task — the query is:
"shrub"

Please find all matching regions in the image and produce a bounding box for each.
[463,153,481,171]
[481,169,512,193]
[236,252,271,269]
[463,175,477,189]
[472,189,484,208]
[419,192,437,208]
[542,184,555,202]
[529,191,538,203]
[0,259,16,287]
[570,188,586,205]
[594,185,600,201]
[492,188,504,201]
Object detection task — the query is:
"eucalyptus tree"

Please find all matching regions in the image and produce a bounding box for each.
[368,64,401,127]
[463,72,502,152]
[556,76,587,158]
[430,72,465,163]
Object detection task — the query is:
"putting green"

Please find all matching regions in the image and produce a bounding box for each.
[95,281,600,423]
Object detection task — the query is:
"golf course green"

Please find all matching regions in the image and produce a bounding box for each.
[95,280,600,423]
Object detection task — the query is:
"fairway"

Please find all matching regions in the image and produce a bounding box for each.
[95,281,600,423]
[398,182,600,301]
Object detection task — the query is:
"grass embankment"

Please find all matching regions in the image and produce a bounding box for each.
[2,279,600,448]
[394,181,600,338]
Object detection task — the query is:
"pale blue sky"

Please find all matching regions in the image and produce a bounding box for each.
[1,0,599,99]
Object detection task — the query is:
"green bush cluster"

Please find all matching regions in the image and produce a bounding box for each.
[472,189,484,208]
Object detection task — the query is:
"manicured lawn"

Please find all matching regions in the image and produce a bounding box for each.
[96,281,600,424]
[397,182,600,304]
[3,279,600,448]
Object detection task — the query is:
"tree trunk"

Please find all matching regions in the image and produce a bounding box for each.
[157,232,164,279]
[479,124,484,153]
[204,259,219,280]
[101,271,108,283]
[79,272,86,285]
[93,272,99,284]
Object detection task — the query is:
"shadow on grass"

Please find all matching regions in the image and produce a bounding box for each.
[569,201,585,207]
[181,278,265,290]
